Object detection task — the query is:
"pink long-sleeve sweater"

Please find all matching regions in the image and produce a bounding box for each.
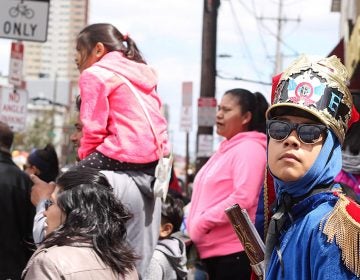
[78,51,170,163]
[186,131,267,259]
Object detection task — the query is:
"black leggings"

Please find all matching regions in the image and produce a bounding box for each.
[78,151,157,173]
[202,251,251,280]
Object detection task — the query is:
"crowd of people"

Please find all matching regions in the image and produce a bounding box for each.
[0,22,360,280]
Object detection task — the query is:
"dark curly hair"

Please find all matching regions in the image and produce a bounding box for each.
[42,167,137,276]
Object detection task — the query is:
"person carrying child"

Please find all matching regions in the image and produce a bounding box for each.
[29,23,171,278]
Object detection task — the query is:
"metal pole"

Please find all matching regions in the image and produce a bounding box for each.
[274,0,283,75]
[185,131,190,197]
[51,72,57,140]
[195,0,220,173]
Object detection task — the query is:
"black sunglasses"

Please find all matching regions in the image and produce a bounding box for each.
[44,199,54,211]
[267,120,327,144]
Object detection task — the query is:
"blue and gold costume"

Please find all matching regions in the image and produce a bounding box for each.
[265,55,360,279]
[266,193,358,279]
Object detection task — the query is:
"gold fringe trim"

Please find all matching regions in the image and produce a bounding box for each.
[321,194,360,277]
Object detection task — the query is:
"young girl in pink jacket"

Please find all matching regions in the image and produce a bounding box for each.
[75,23,170,172]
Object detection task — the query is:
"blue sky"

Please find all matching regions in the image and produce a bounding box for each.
[0,0,341,157]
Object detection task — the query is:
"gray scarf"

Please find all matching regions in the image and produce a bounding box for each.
[342,149,360,174]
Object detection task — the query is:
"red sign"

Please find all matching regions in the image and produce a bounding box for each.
[8,41,24,87]
[198,97,217,107]
[197,97,217,127]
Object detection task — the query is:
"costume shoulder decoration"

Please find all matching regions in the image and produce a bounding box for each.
[321,193,360,277]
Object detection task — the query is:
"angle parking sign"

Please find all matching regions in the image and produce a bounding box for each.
[0,86,28,132]
[0,0,50,42]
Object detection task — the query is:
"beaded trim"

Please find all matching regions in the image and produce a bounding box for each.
[321,193,360,277]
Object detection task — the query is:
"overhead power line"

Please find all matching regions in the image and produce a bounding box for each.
[249,0,272,61]
[257,0,300,74]
[227,0,264,82]
[217,72,271,85]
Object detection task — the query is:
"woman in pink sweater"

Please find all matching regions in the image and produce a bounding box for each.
[75,23,169,172]
[186,89,268,280]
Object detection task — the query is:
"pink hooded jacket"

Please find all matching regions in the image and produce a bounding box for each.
[335,170,360,195]
[186,131,267,259]
[78,51,170,163]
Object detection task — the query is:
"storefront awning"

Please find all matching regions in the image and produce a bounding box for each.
[328,38,360,92]
[328,38,344,62]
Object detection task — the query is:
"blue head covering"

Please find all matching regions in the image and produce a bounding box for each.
[28,148,49,172]
[271,130,342,198]
[266,55,352,199]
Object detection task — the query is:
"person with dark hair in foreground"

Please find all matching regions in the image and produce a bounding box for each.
[31,100,164,277]
[23,167,138,279]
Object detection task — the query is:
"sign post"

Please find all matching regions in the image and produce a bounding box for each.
[197,97,217,159]
[180,82,193,197]
[8,41,24,87]
[0,0,50,42]
[180,82,193,132]
[197,97,217,127]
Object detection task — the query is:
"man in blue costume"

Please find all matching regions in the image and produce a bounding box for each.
[264,55,360,279]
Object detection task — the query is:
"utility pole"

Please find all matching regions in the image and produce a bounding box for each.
[274,0,283,75]
[259,0,299,75]
[195,0,220,173]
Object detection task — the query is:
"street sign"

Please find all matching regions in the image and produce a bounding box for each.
[0,86,28,132]
[197,134,213,157]
[0,0,50,42]
[180,81,193,132]
[8,41,24,87]
[197,97,217,127]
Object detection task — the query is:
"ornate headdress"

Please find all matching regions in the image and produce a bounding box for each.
[266,55,353,143]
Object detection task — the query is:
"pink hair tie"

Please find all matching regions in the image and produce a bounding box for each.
[123,33,129,41]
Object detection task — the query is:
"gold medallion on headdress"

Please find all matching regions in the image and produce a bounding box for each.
[267,55,353,143]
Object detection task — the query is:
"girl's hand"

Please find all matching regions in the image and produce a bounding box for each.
[30,174,56,206]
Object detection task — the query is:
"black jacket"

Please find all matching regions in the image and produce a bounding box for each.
[0,151,35,279]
